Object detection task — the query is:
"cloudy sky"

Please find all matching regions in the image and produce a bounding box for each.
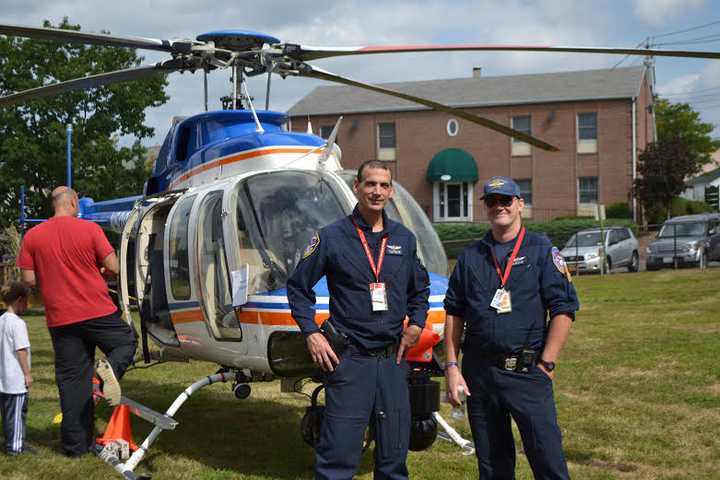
[3,0,720,144]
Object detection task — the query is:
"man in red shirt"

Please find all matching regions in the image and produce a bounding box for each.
[17,186,137,457]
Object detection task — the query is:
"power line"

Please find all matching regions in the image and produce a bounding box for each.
[651,20,720,39]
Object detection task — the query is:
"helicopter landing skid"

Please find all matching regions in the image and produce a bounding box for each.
[99,372,231,480]
[432,412,475,456]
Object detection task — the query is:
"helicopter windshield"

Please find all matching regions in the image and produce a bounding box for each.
[236,170,347,292]
[338,171,448,275]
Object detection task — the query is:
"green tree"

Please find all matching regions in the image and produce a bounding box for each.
[0,18,169,227]
[655,98,719,165]
[635,137,698,222]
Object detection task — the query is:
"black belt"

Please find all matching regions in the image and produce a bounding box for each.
[477,349,539,372]
[349,343,398,358]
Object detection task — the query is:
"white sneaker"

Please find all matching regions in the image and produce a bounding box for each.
[95,359,121,406]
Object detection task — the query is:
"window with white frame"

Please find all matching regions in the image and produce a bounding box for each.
[377,122,396,160]
[577,112,598,153]
[578,176,599,203]
[515,178,532,206]
[433,182,473,221]
[511,115,531,156]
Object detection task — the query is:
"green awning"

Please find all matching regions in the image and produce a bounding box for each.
[426,148,478,182]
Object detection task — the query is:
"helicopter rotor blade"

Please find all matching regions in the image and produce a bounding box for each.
[297,65,559,152]
[285,43,720,61]
[0,63,180,108]
[0,23,191,53]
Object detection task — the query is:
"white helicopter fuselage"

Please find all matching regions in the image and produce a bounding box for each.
[119,146,448,376]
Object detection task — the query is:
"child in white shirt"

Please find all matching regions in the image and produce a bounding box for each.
[0,281,32,455]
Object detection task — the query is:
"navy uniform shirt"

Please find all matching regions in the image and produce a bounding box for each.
[287,206,430,350]
[444,230,579,354]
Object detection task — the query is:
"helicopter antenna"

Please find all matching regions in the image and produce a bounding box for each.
[241,81,264,134]
[317,116,343,169]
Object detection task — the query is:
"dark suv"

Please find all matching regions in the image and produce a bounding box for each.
[646,213,720,270]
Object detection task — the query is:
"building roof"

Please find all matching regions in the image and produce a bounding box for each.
[289,66,647,116]
[688,167,720,186]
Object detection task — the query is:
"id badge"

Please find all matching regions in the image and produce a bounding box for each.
[490,288,512,313]
[369,282,389,311]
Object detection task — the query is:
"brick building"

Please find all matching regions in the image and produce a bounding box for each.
[288,66,655,222]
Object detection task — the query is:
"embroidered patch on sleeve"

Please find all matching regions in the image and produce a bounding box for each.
[551,246,572,281]
[302,232,321,259]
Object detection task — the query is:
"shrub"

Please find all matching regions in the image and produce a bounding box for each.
[606,202,631,219]
[436,218,637,256]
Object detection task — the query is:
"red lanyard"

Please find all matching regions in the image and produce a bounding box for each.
[352,218,389,282]
[490,227,526,288]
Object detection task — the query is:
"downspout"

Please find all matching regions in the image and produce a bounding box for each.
[632,98,638,223]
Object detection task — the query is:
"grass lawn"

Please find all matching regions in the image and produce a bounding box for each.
[1,269,718,479]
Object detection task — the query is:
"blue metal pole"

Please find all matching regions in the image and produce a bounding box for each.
[66,124,73,188]
[19,185,26,233]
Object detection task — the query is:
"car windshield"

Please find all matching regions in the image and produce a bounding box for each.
[658,222,706,238]
[565,231,606,248]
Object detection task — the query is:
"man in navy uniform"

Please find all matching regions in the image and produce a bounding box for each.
[444,176,579,480]
[287,160,430,480]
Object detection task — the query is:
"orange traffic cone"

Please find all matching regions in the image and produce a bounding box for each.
[96,405,138,451]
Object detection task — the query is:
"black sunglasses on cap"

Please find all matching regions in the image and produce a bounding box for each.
[483,195,516,208]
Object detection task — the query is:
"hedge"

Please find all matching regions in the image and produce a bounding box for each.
[436,218,637,258]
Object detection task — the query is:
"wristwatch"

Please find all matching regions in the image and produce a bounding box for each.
[538,359,556,372]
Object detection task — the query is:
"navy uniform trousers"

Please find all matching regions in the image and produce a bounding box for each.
[463,354,570,480]
[316,345,410,480]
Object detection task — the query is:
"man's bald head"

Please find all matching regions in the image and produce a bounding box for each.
[51,186,79,217]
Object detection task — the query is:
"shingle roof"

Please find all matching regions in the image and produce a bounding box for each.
[688,167,720,185]
[288,66,647,116]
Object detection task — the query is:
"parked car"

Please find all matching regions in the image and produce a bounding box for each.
[561,226,640,273]
[646,213,720,270]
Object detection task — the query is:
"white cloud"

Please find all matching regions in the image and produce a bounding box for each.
[635,0,705,26]
[657,73,701,96]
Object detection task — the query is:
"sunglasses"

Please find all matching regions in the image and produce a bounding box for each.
[484,196,515,208]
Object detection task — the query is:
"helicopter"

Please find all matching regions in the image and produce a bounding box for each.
[2,22,719,479]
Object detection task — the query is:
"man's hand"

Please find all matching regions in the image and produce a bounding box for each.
[306,332,340,372]
[396,324,422,364]
[537,363,555,381]
[445,365,470,407]
[24,373,33,390]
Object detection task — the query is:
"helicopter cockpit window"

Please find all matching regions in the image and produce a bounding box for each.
[236,171,347,291]
[338,171,447,275]
[168,195,196,300]
[197,191,240,340]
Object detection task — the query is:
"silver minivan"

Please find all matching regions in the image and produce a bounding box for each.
[561,227,640,273]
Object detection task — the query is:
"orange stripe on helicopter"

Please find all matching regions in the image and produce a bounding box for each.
[171,309,204,324]
[169,308,445,327]
[170,146,320,187]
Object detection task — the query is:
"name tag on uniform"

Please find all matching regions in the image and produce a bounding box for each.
[370,282,389,311]
[490,288,512,313]
[386,244,403,255]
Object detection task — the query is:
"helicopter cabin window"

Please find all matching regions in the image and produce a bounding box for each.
[377,122,396,161]
[511,115,532,156]
[577,112,598,154]
[197,191,240,340]
[168,195,196,300]
[236,171,346,293]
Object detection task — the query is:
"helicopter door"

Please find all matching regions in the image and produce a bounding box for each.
[195,190,241,340]
[118,207,140,326]
[137,198,181,347]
